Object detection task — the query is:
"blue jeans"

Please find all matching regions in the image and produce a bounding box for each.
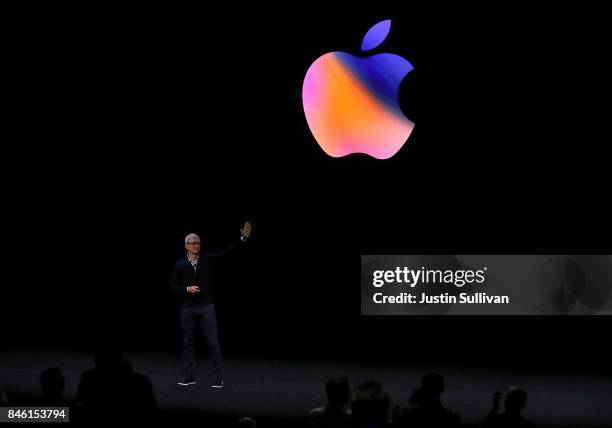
[180,304,223,382]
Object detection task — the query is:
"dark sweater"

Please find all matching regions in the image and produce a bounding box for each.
[170,238,244,306]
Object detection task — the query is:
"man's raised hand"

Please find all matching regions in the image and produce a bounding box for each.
[241,221,252,239]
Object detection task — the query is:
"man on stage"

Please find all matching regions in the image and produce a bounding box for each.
[170,221,252,388]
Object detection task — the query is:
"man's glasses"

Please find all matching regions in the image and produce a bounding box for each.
[187,242,201,246]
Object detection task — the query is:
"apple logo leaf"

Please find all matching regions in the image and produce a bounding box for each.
[361,19,391,52]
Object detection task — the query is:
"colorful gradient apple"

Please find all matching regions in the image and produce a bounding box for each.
[302,20,414,159]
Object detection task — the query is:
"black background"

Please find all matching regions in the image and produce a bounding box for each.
[4,3,611,370]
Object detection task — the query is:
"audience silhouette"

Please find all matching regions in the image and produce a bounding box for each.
[237,416,257,426]
[483,387,536,427]
[397,372,461,427]
[307,376,352,427]
[350,380,391,428]
[75,341,158,421]
[40,367,71,407]
[3,351,547,428]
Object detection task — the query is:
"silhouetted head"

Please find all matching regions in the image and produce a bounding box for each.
[351,380,390,427]
[421,372,445,401]
[505,387,528,415]
[93,340,124,370]
[326,376,349,406]
[41,368,64,399]
[237,416,256,427]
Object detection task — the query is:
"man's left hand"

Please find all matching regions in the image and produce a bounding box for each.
[241,221,252,239]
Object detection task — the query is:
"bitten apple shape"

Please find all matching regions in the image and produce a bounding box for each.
[302,20,414,159]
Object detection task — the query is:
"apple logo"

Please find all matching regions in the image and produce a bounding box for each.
[302,19,415,160]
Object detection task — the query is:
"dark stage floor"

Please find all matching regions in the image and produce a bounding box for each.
[1,350,611,426]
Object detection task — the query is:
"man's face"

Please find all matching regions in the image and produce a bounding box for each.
[185,238,201,255]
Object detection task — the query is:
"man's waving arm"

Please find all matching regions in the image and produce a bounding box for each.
[206,221,253,258]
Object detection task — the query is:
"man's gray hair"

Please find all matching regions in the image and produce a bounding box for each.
[185,233,200,245]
